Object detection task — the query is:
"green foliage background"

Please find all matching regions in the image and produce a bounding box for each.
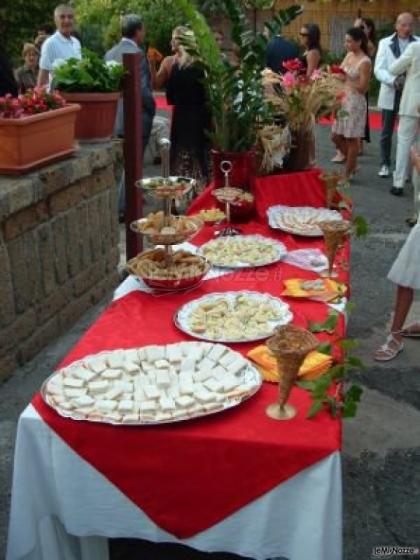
[0,0,56,61]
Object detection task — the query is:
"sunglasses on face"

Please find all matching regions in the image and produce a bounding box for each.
[299,32,309,36]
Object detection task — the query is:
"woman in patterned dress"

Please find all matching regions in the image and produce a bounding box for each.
[331,27,372,180]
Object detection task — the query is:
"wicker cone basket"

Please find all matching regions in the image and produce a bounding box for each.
[266,325,319,420]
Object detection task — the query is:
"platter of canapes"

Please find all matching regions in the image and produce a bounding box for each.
[136,176,196,198]
[127,248,210,291]
[175,291,293,343]
[198,235,287,268]
[131,212,202,245]
[41,342,262,425]
[267,205,343,237]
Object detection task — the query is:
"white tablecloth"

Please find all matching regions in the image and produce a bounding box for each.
[7,243,343,560]
[7,406,342,560]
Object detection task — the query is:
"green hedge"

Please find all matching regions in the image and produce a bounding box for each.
[0,0,56,62]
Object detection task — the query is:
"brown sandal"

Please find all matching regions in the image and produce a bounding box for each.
[374,334,404,362]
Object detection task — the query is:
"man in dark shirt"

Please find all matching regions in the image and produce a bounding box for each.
[266,34,299,74]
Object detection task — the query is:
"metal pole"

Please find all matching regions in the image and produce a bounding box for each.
[123,52,143,259]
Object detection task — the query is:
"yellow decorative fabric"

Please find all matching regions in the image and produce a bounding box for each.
[247,345,332,382]
[281,278,347,302]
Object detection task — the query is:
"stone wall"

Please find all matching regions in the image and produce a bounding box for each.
[0,142,122,381]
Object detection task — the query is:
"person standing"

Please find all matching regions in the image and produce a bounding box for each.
[374,12,418,180]
[37,5,81,87]
[266,31,299,74]
[151,26,210,185]
[105,14,156,151]
[15,43,39,93]
[374,146,420,362]
[331,27,372,180]
[389,42,420,203]
[299,23,322,77]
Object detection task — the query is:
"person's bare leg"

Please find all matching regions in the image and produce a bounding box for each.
[332,134,347,161]
[390,285,414,341]
[345,138,358,178]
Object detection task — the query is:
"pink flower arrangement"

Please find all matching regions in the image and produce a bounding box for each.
[282,71,298,89]
[0,88,66,119]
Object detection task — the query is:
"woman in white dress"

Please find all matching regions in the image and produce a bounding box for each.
[374,146,420,361]
[331,27,372,180]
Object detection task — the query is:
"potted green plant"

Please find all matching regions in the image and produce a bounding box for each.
[52,50,124,142]
[0,88,79,175]
[174,0,303,188]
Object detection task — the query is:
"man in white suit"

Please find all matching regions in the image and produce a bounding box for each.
[374,12,418,183]
[390,42,420,219]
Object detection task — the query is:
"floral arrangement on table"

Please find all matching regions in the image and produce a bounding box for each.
[262,59,345,132]
[0,88,66,119]
[52,50,124,93]
[259,58,345,171]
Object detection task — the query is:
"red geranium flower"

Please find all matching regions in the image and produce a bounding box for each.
[282,58,304,73]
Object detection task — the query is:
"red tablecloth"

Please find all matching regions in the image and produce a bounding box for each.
[32,170,345,539]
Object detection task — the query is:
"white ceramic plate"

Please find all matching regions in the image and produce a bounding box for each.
[267,205,343,237]
[41,343,262,425]
[198,235,287,268]
[175,290,293,343]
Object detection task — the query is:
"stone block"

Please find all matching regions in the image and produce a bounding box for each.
[7,176,41,214]
[65,208,81,277]
[0,308,37,356]
[38,165,67,197]
[35,288,71,325]
[0,353,18,382]
[17,316,60,364]
[109,184,119,247]
[76,203,91,269]
[3,201,48,241]
[88,166,115,197]
[73,259,106,297]
[49,182,85,216]
[37,223,56,296]
[24,231,44,304]
[59,289,93,330]
[87,197,101,261]
[0,239,15,328]
[106,247,120,273]
[7,235,30,314]
[51,216,69,285]
[97,193,110,255]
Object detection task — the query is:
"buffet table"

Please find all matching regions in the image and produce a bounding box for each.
[7,170,346,560]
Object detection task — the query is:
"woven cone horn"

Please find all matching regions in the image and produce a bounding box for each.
[267,325,319,410]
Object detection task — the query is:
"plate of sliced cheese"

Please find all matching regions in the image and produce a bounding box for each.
[198,235,287,268]
[175,291,293,343]
[267,205,343,237]
[41,342,262,425]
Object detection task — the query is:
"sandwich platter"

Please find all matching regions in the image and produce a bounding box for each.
[41,342,262,425]
[267,205,343,237]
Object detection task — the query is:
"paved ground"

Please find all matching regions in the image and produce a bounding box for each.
[1,124,419,560]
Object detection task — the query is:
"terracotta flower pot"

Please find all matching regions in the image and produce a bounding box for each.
[62,92,120,142]
[211,149,256,190]
[0,104,80,175]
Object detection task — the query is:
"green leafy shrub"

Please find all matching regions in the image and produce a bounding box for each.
[0,0,56,61]
[52,50,124,92]
[75,0,186,56]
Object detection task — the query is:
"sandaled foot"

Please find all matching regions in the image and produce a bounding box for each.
[399,323,420,338]
[374,334,404,362]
